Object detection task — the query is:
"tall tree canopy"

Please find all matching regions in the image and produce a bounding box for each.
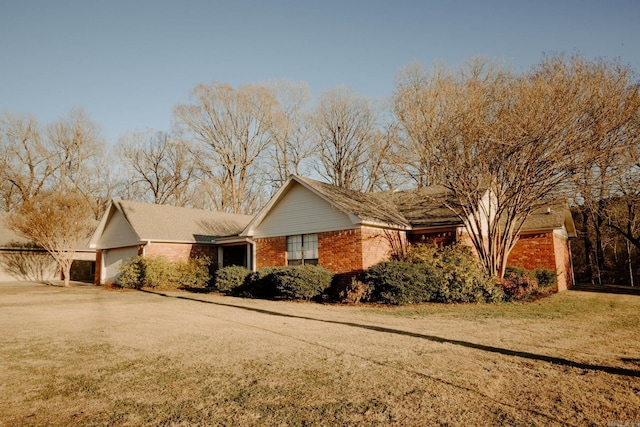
[174,82,280,214]
[395,55,640,278]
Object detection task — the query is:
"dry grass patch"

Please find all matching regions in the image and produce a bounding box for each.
[0,283,639,426]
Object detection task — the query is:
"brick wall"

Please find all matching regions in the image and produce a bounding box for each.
[553,233,572,291]
[94,250,103,285]
[254,228,396,285]
[145,243,192,262]
[255,236,287,269]
[361,227,397,270]
[318,229,363,275]
[507,232,557,271]
[190,245,218,263]
[144,243,218,264]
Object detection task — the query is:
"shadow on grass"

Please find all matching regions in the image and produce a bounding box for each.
[140,289,640,379]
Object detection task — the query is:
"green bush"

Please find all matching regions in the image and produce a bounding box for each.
[426,244,503,303]
[237,265,334,300]
[117,256,211,290]
[272,265,333,300]
[214,266,252,293]
[533,268,558,289]
[361,244,503,305]
[177,257,212,289]
[361,261,435,305]
[237,267,281,298]
[117,256,144,289]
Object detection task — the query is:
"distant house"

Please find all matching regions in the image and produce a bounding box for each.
[241,176,577,290]
[0,212,96,282]
[91,177,576,290]
[90,200,253,285]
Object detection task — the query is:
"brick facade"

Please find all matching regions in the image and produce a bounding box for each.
[506,231,572,290]
[94,250,103,285]
[318,229,363,275]
[143,243,218,263]
[360,227,396,270]
[255,236,287,269]
[507,232,556,271]
[255,227,396,285]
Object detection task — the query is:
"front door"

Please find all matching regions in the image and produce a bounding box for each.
[222,245,247,268]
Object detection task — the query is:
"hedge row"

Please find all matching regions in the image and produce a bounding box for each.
[118,247,558,305]
[212,264,334,301]
[358,245,559,305]
[117,256,211,290]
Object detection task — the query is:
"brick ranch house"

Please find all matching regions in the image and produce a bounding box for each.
[92,176,576,290]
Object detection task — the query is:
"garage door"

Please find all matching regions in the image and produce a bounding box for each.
[103,246,139,284]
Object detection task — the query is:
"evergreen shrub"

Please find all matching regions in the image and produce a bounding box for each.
[214,265,252,293]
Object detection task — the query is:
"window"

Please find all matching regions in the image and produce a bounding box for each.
[287,234,318,266]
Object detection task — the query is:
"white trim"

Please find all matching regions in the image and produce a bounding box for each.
[252,224,360,239]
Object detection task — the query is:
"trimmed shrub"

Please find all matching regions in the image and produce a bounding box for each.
[237,265,334,300]
[406,244,503,303]
[361,244,503,305]
[117,256,211,290]
[176,256,211,289]
[361,261,435,305]
[272,265,333,300]
[238,267,281,298]
[214,266,252,293]
[533,268,558,289]
[117,256,144,289]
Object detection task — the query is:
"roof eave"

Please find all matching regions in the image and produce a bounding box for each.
[359,220,411,230]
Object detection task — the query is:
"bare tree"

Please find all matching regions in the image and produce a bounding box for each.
[48,109,103,188]
[174,82,278,214]
[363,120,404,192]
[0,113,56,210]
[0,110,108,216]
[8,191,96,286]
[74,151,119,220]
[264,80,315,189]
[605,138,640,250]
[310,87,380,191]
[393,63,445,188]
[395,55,640,279]
[117,130,200,207]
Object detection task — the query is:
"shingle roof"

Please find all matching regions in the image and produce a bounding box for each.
[521,201,572,232]
[295,176,410,228]
[294,177,572,233]
[114,200,253,243]
[385,186,460,228]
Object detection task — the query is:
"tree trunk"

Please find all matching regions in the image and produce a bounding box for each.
[581,210,594,284]
[63,263,71,287]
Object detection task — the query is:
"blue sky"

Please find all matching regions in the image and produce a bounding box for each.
[1,0,638,145]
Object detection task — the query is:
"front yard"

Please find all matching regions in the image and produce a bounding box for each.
[0,283,638,426]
